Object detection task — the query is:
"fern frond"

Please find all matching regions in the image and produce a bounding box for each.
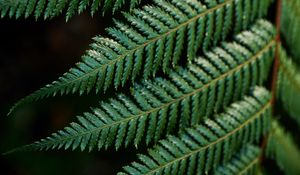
[8,0,273,115]
[5,21,276,153]
[266,120,300,175]
[118,87,271,175]
[0,0,141,20]
[7,20,276,153]
[277,47,300,126]
[214,145,261,175]
[281,0,300,64]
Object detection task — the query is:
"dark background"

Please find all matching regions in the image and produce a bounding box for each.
[0,13,139,175]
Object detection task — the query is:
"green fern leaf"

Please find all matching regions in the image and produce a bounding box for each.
[281,0,300,64]
[277,47,300,126]
[0,0,141,20]
[266,120,300,175]
[214,145,261,175]
[5,20,276,153]
[8,0,273,115]
[118,87,271,175]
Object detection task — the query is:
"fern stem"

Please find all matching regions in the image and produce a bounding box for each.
[144,101,271,175]
[261,0,282,165]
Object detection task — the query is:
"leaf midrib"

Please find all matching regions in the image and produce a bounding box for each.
[237,156,260,175]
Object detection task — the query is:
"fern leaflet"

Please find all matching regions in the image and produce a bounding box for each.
[118,87,271,175]
[214,145,261,175]
[8,0,273,115]
[0,0,141,20]
[277,47,300,126]
[266,121,300,175]
[281,0,300,64]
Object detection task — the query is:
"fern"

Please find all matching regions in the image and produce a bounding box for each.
[277,47,300,126]
[266,121,300,175]
[4,21,276,154]
[0,0,141,20]
[2,0,300,174]
[118,87,271,175]
[281,0,300,64]
[8,0,273,115]
[214,145,261,175]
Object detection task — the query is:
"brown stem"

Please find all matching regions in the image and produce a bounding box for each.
[271,0,282,106]
[260,0,282,163]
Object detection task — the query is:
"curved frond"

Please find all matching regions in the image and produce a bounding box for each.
[118,87,271,175]
[5,20,276,153]
[214,145,261,175]
[0,0,141,20]
[8,0,273,115]
[281,0,300,64]
[277,47,300,126]
[266,121,300,175]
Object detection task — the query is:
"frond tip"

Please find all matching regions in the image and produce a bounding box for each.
[8,0,273,115]
[118,87,271,175]
[5,20,276,153]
